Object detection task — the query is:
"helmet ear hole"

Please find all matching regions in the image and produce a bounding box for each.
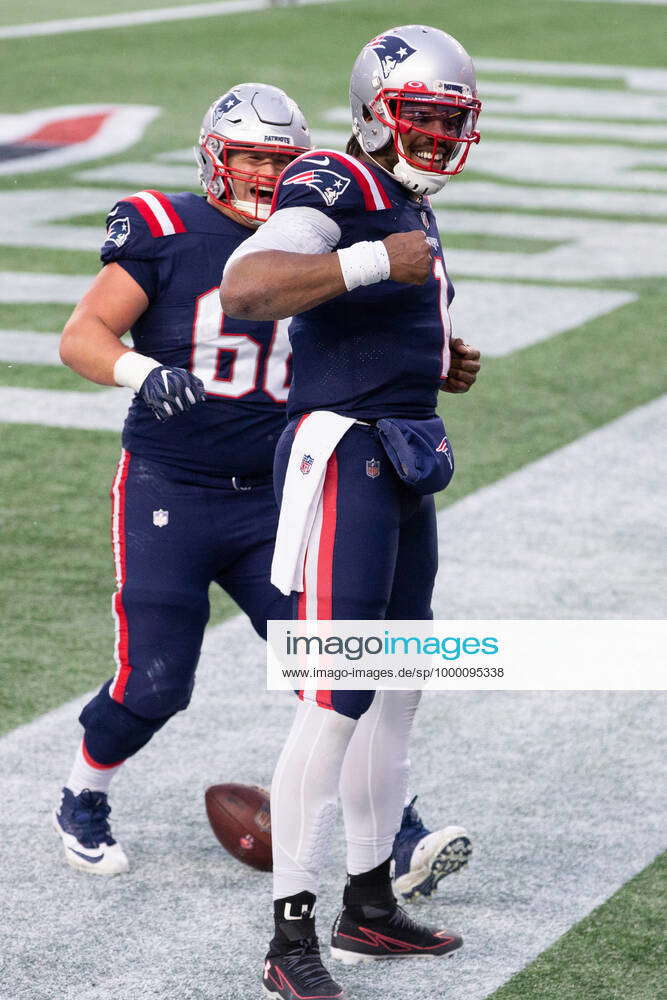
[362,105,373,122]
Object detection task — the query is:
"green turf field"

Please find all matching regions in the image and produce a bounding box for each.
[0,1,665,996]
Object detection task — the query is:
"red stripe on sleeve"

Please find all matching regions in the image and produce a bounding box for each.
[125,195,162,237]
[145,190,187,233]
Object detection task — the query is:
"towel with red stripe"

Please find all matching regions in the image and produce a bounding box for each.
[270,411,355,596]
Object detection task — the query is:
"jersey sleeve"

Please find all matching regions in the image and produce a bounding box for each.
[273,150,392,220]
[100,198,161,300]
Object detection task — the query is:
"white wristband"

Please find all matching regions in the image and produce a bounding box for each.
[337,240,391,291]
[113,351,161,392]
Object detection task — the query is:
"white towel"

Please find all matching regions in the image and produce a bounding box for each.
[271,411,356,596]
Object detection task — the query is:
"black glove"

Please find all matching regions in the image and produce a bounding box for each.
[139,365,207,422]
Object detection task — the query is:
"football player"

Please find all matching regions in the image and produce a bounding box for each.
[221,27,481,999]
[52,83,309,874]
[52,82,474,902]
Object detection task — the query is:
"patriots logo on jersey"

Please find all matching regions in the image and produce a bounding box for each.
[284,168,351,207]
[105,216,131,248]
[369,34,417,79]
[213,91,242,124]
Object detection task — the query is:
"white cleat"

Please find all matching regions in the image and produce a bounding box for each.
[392,798,472,902]
[52,787,129,875]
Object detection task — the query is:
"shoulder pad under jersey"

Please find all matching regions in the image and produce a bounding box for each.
[273,149,392,216]
[100,190,188,263]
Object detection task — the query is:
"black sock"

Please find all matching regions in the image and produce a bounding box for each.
[344,858,395,917]
[272,890,317,946]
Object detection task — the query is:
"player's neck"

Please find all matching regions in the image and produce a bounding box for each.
[356,151,422,203]
[207,195,258,229]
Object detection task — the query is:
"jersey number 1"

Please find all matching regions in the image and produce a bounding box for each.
[190,287,290,402]
[433,258,453,380]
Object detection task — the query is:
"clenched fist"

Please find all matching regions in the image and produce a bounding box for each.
[383,230,432,285]
[140,365,207,421]
[440,338,482,393]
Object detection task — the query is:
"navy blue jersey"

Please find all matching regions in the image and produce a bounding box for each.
[273,150,454,421]
[101,191,290,476]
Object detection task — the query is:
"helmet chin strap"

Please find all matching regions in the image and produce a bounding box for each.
[391,133,450,196]
[231,198,270,223]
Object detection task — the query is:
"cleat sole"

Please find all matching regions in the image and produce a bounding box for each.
[330,946,461,964]
[395,833,472,901]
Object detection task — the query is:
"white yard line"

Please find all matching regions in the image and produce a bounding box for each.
[474,59,667,91]
[0,330,61,364]
[0,272,91,303]
[0,398,665,1000]
[0,384,132,429]
[0,0,346,40]
[434,395,667,620]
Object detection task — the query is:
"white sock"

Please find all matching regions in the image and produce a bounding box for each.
[271,700,356,899]
[66,741,124,795]
[339,690,421,874]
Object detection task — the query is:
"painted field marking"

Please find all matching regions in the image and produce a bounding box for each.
[0,385,132,429]
[450,283,635,355]
[0,330,61,364]
[434,394,667,620]
[0,0,346,40]
[0,272,91,303]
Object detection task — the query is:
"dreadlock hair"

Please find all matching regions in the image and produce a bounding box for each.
[346,134,363,157]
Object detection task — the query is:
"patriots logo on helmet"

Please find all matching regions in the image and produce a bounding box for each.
[105,216,131,248]
[213,91,242,124]
[368,34,417,79]
[284,168,351,207]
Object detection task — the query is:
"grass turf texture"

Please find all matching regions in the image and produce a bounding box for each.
[0,425,240,734]
[0,1,665,180]
[0,3,665,995]
[489,851,667,1000]
[0,361,105,391]
[2,287,665,731]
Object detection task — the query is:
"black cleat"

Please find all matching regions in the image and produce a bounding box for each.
[263,935,345,999]
[330,903,462,965]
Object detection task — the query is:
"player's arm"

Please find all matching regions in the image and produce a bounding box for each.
[60,262,206,421]
[220,207,432,321]
[223,250,345,319]
[60,263,149,385]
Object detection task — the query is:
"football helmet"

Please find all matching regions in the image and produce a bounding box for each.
[195,83,311,224]
[350,25,481,195]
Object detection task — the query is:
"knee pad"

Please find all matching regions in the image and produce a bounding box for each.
[120,660,197,719]
[79,681,172,765]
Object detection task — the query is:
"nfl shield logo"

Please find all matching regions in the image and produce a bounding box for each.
[300,454,314,476]
[366,458,381,479]
[153,509,169,527]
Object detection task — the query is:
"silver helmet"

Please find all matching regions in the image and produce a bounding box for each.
[349,25,481,195]
[195,82,311,224]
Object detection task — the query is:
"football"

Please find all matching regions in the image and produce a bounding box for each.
[205,783,272,871]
